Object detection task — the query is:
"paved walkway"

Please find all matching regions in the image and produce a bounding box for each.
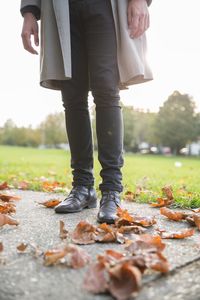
[0,190,200,300]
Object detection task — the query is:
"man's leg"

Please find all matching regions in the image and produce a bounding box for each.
[83,0,124,222]
[55,0,97,213]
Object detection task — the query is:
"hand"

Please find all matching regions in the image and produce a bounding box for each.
[21,13,39,54]
[127,0,150,39]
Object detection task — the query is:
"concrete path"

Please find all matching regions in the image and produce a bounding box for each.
[0,190,200,300]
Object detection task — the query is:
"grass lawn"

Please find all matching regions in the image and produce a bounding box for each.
[0,145,200,208]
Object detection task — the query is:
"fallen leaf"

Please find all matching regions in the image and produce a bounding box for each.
[191,208,200,213]
[95,223,125,244]
[124,191,135,201]
[83,261,108,294]
[132,216,157,227]
[126,234,166,253]
[150,197,172,208]
[118,225,146,235]
[42,181,66,192]
[160,207,187,221]
[115,208,134,227]
[17,181,29,190]
[38,199,61,208]
[0,193,21,202]
[0,182,9,190]
[108,263,142,300]
[17,243,28,252]
[0,214,19,226]
[160,228,195,239]
[71,221,96,245]
[193,214,200,230]
[44,244,90,268]
[0,202,16,214]
[0,242,3,252]
[162,185,173,200]
[59,220,69,239]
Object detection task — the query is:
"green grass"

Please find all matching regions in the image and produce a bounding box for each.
[0,145,200,208]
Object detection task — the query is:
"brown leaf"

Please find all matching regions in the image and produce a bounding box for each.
[162,185,174,200]
[108,263,142,300]
[160,207,187,221]
[42,181,65,192]
[59,220,69,239]
[0,242,3,252]
[17,180,29,190]
[191,208,200,213]
[38,199,61,208]
[0,202,16,214]
[124,191,135,201]
[0,214,19,226]
[0,193,21,202]
[83,261,108,294]
[17,243,28,252]
[0,182,9,190]
[95,223,125,244]
[126,234,166,253]
[193,214,200,230]
[146,252,169,273]
[160,228,195,239]
[132,216,157,227]
[71,221,96,245]
[115,208,134,227]
[44,244,90,268]
[118,225,146,235]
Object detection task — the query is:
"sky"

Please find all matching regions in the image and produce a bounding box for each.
[1,0,200,127]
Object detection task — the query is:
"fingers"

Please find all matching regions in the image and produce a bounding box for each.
[21,31,38,55]
[34,31,39,47]
[128,0,150,39]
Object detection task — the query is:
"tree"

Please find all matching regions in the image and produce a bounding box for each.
[39,112,67,146]
[155,91,197,154]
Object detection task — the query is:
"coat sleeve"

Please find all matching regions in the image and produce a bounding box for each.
[20,0,41,19]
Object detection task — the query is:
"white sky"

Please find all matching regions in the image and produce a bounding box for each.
[1,0,200,127]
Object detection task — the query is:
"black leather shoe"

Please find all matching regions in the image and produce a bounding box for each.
[55,186,97,213]
[97,191,121,224]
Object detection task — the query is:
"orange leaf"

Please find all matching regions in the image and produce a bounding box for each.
[95,223,125,244]
[0,214,19,226]
[162,185,174,200]
[193,214,200,230]
[124,191,135,201]
[160,207,187,221]
[71,221,96,245]
[0,202,16,214]
[151,197,172,208]
[160,228,195,239]
[38,199,61,208]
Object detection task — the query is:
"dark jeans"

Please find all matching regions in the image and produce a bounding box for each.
[61,0,124,193]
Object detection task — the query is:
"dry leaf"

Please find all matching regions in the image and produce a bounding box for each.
[38,199,61,208]
[0,182,9,190]
[17,243,28,252]
[162,185,173,200]
[160,207,187,221]
[83,261,108,294]
[0,214,19,226]
[71,221,96,245]
[17,181,29,190]
[124,191,135,201]
[132,216,157,227]
[108,263,142,300]
[0,202,16,214]
[59,220,69,239]
[44,244,90,268]
[0,193,21,202]
[95,223,125,244]
[0,242,3,252]
[191,208,200,213]
[150,197,172,208]
[118,225,146,235]
[160,228,195,239]
[193,214,200,230]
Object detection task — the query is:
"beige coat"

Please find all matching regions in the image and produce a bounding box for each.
[21,0,153,90]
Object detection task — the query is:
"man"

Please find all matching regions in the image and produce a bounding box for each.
[20,0,152,224]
